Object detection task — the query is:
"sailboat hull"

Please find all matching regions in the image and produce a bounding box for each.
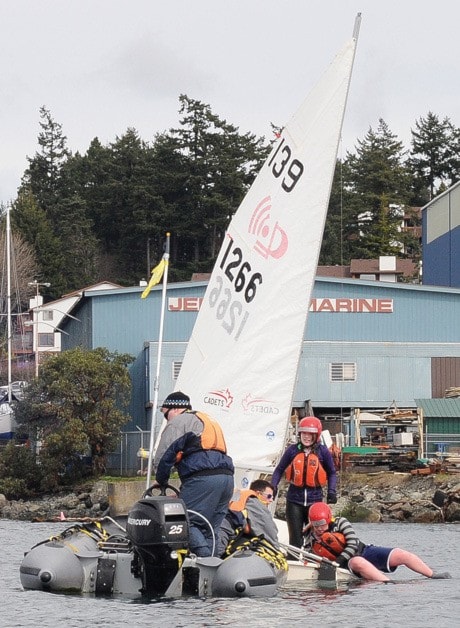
[286,560,357,585]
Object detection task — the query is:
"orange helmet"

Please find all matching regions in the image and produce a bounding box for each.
[308,502,332,527]
[298,416,322,438]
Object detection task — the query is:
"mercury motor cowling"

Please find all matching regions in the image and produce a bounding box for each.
[126,492,189,596]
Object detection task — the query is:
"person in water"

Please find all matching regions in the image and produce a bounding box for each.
[217,479,280,556]
[304,502,451,581]
[153,391,234,557]
[271,416,337,549]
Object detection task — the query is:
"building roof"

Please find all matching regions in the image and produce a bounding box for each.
[415,398,460,418]
[316,265,351,278]
[191,273,212,282]
[317,258,419,281]
[421,179,460,212]
[349,258,418,276]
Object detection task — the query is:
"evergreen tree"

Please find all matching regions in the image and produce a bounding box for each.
[73,130,165,285]
[163,95,269,278]
[409,112,459,200]
[18,108,100,296]
[320,159,356,265]
[23,106,71,222]
[11,189,65,298]
[345,119,415,260]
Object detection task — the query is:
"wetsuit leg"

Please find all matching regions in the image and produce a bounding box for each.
[286,500,308,549]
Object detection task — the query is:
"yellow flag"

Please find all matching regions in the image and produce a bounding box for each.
[141,258,167,299]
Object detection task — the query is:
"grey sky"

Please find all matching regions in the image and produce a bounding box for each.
[1,0,459,203]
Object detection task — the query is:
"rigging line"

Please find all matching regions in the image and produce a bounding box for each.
[335,137,344,452]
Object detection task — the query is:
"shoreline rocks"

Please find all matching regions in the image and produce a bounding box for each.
[0,481,110,522]
[274,472,460,524]
[0,473,459,523]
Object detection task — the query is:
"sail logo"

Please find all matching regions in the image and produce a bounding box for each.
[242,393,280,415]
[248,196,288,260]
[204,388,234,409]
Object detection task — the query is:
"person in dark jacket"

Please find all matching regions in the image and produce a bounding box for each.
[304,502,451,581]
[271,416,337,550]
[153,391,234,557]
[217,479,280,556]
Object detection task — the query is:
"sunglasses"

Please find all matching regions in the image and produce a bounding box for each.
[259,492,274,500]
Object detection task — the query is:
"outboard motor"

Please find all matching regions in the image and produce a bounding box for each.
[126,492,189,596]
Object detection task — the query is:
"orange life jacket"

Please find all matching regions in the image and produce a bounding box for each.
[330,443,341,471]
[226,489,258,534]
[312,531,346,561]
[175,410,227,462]
[229,489,258,513]
[285,451,327,488]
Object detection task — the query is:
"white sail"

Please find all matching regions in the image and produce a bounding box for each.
[176,16,361,472]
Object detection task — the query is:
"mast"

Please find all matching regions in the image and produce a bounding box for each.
[145,233,171,488]
[6,205,12,404]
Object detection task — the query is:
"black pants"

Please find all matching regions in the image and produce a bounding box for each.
[286,500,311,550]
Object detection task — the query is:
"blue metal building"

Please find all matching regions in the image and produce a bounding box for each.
[62,277,460,435]
[422,180,460,288]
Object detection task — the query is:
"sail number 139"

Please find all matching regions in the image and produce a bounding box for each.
[268,137,304,192]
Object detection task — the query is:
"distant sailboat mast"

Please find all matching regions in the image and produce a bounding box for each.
[6,204,12,405]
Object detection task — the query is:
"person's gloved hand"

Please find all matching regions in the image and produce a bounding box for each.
[327,491,337,504]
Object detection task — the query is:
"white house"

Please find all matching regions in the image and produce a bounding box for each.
[28,281,121,374]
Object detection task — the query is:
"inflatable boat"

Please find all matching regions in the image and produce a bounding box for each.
[20,488,287,598]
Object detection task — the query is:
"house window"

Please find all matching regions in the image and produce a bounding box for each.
[38,333,55,347]
[173,361,182,380]
[330,362,356,382]
[42,310,54,321]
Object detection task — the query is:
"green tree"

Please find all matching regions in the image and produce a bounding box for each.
[11,188,65,298]
[345,119,415,260]
[18,108,101,296]
[100,129,160,283]
[409,112,459,201]
[22,106,71,223]
[10,98,270,288]
[162,95,269,278]
[15,347,134,487]
[0,442,43,499]
[320,159,356,265]
[71,130,164,285]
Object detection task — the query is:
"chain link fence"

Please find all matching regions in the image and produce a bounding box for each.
[107,429,151,477]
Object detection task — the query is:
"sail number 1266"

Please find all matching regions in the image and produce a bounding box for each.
[219,237,262,303]
[207,237,262,341]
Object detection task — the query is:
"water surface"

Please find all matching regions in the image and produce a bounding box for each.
[3,520,459,627]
